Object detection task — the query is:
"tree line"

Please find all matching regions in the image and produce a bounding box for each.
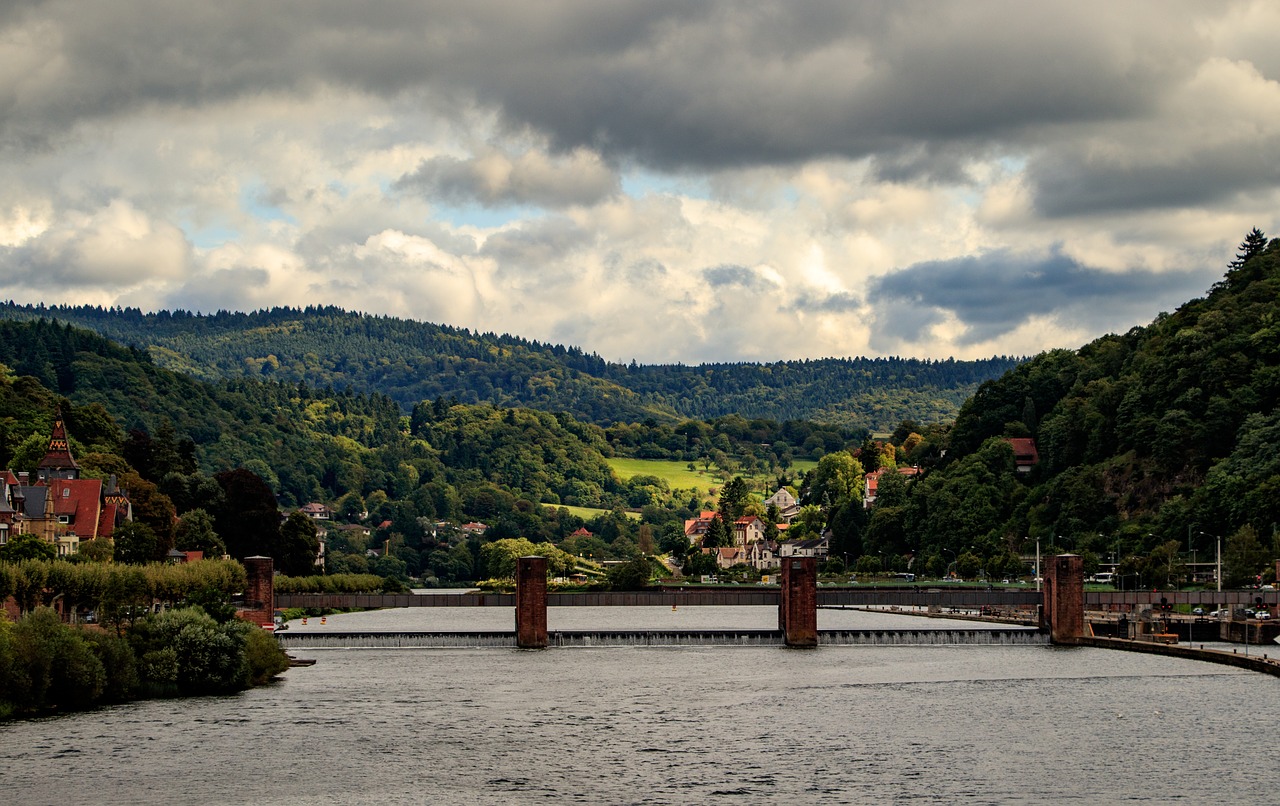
[0,301,1020,432]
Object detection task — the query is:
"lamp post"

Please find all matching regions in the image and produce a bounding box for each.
[1199,532,1220,593]
[942,548,956,580]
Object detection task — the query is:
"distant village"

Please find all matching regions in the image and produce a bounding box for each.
[2,414,1043,582]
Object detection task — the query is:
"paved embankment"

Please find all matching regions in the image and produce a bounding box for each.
[1075,636,1280,678]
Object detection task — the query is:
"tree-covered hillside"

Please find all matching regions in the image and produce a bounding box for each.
[0,317,860,584]
[865,230,1280,587]
[0,303,1020,431]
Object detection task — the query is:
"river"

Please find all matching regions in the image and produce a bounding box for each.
[1,606,1270,804]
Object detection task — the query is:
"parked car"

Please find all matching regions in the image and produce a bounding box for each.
[1191,607,1205,616]
[1256,610,1272,620]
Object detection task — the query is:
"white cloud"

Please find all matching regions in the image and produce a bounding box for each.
[0,2,1277,365]
[12,199,190,288]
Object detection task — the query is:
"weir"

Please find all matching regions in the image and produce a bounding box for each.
[277,627,1047,649]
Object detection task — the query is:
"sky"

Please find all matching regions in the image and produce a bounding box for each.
[1,1,1278,365]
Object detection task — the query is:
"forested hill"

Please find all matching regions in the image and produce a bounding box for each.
[866,229,1280,586]
[0,303,1020,431]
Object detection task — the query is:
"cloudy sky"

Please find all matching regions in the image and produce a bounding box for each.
[2,1,1278,364]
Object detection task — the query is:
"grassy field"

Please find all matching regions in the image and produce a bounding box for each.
[607,457,816,501]
[555,504,641,521]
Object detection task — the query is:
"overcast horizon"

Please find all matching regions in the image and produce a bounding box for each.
[2,2,1277,365]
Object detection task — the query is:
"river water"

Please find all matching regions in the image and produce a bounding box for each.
[1,607,1271,805]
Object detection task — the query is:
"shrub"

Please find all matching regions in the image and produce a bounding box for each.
[244,627,290,685]
[8,607,106,713]
[83,629,139,703]
[130,608,250,696]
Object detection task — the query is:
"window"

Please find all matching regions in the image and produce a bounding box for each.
[58,515,70,524]
[63,488,71,497]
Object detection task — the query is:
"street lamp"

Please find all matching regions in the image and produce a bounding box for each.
[942,548,956,580]
[1199,532,1220,593]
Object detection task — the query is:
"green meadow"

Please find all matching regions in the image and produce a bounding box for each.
[556,504,642,521]
[607,457,815,501]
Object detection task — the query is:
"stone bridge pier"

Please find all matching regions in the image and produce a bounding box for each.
[512,555,822,647]
[1043,554,1084,644]
[515,556,548,648]
[779,556,818,647]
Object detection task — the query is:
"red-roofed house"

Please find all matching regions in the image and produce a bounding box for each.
[0,469,21,548]
[863,466,922,508]
[7,416,132,555]
[683,511,718,541]
[1004,438,1040,473]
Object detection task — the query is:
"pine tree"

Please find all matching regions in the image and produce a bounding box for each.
[703,515,732,548]
[1230,227,1267,269]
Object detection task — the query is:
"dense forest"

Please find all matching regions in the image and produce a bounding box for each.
[858,229,1280,588]
[0,303,1020,432]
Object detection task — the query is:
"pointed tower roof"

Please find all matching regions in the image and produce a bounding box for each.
[37,410,80,481]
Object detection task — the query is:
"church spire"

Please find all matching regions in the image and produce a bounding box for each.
[37,408,80,483]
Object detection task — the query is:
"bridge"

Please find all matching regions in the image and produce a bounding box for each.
[275,586,1277,614]
[246,555,1280,668]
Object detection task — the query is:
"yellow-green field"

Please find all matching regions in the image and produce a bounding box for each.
[607,457,815,500]
[554,504,642,521]
[607,458,713,492]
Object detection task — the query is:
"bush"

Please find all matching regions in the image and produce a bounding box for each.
[606,557,655,591]
[5,607,106,713]
[129,608,250,696]
[83,629,139,703]
[244,627,290,685]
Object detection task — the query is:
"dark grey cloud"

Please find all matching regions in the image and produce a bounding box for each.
[1029,138,1280,217]
[791,291,863,313]
[395,150,619,209]
[161,267,271,313]
[0,3,1208,165]
[8,1,1270,217]
[868,248,1213,344]
[478,217,591,268]
[703,264,776,291]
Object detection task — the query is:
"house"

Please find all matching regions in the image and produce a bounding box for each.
[732,516,766,547]
[6,413,131,555]
[746,539,780,571]
[1005,438,1040,473]
[777,536,829,559]
[298,502,333,521]
[461,521,489,535]
[706,546,745,570]
[863,466,922,508]
[683,511,719,541]
[763,488,800,522]
[570,527,593,538]
[0,470,22,548]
